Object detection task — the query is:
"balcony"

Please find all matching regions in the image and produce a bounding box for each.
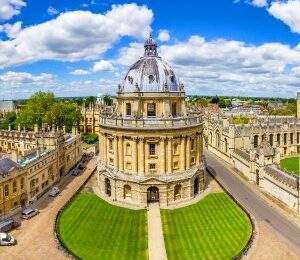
[99,115,203,129]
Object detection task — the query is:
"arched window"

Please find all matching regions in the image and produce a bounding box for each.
[105,178,111,197]
[149,74,154,83]
[13,181,17,193]
[253,135,258,148]
[174,184,182,201]
[224,138,228,153]
[215,130,220,148]
[269,134,274,146]
[262,134,266,141]
[209,132,213,144]
[123,185,132,199]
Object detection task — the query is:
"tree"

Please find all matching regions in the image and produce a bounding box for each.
[210,96,219,104]
[17,91,55,128]
[0,111,17,130]
[85,96,97,107]
[103,95,113,106]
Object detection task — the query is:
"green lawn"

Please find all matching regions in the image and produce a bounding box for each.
[161,193,252,260]
[280,156,300,176]
[57,192,148,260]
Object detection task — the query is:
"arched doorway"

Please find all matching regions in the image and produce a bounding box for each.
[105,178,111,197]
[194,177,199,195]
[174,184,182,201]
[147,186,159,203]
[123,185,132,199]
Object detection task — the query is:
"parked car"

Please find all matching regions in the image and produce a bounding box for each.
[0,218,20,232]
[49,186,60,197]
[71,168,80,176]
[0,233,16,246]
[21,207,39,220]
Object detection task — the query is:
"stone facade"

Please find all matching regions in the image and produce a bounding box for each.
[97,36,205,207]
[205,107,300,213]
[0,127,82,217]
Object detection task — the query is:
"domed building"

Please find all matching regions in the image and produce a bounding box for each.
[97,36,205,206]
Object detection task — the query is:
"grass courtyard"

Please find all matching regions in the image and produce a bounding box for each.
[161,193,252,260]
[280,156,300,176]
[57,192,148,260]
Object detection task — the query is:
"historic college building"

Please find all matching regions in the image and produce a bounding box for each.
[205,94,300,212]
[0,126,82,216]
[97,36,205,207]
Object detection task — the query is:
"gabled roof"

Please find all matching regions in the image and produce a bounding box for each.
[0,158,21,176]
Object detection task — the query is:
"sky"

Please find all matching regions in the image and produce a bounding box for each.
[0,0,300,99]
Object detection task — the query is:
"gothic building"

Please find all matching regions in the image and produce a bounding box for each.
[97,36,205,207]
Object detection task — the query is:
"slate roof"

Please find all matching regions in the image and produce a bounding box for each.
[0,158,21,176]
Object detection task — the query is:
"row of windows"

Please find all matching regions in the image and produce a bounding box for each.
[1,178,25,198]
[108,139,197,155]
[253,132,300,148]
[125,102,178,117]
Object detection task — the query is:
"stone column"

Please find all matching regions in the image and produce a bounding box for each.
[114,135,119,170]
[186,137,191,169]
[160,137,166,174]
[133,137,138,174]
[118,135,124,172]
[167,137,173,173]
[180,135,186,171]
[196,133,201,164]
[104,134,107,165]
[139,137,145,175]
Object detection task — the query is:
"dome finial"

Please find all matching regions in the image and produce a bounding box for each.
[144,33,157,57]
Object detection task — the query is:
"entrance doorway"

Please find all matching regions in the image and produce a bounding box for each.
[147,187,159,203]
[194,177,199,195]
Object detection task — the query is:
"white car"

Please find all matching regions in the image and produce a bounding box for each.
[49,186,60,197]
[0,233,16,246]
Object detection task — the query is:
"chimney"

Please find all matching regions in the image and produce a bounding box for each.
[34,124,39,133]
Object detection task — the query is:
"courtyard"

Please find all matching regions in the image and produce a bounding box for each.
[161,192,252,260]
[280,156,300,176]
[57,192,148,260]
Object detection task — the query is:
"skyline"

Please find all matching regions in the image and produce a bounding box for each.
[0,0,300,99]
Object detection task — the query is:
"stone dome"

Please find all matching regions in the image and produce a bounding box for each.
[120,35,180,93]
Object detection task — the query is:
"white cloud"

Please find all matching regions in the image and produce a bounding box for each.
[92,60,114,72]
[47,6,59,16]
[70,69,90,75]
[116,35,300,97]
[158,29,170,42]
[250,0,268,7]
[268,0,300,33]
[0,71,55,85]
[0,21,22,38]
[0,0,26,20]
[0,3,153,68]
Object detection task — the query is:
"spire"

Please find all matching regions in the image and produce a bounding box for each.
[144,34,157,57]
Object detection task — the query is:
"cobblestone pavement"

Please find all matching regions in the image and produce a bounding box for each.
[148,203,167,260]
[0,158,97,260]
[205,150,300,259]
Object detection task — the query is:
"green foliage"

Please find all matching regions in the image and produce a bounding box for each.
[218,97,232,108]
[16,91,81,131]
[230,116,250,124]
[84,96,97,107]
[57,193,147,260]
[0,111,17,130]
[196,98,209,107]
[82,133,98,144]
[103,95,113,106]
[161,193,252,260]
[268,101,296,116]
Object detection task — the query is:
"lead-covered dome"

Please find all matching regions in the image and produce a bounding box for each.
[120,35,180,93]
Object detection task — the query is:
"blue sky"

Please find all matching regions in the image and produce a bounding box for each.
[0,0,300,99]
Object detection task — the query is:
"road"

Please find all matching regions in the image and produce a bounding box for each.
[205,151,300,252]
[0,157,97,260]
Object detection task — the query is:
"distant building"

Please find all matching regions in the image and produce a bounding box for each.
[0,100,16,114]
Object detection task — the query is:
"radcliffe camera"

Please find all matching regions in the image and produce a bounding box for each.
[0,1,299,260]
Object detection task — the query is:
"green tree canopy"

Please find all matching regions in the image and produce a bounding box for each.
[0,111,17,130]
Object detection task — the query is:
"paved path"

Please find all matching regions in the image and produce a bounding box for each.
[205,151,300,256]
[148,203,168,260]
[0,158,97,260]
